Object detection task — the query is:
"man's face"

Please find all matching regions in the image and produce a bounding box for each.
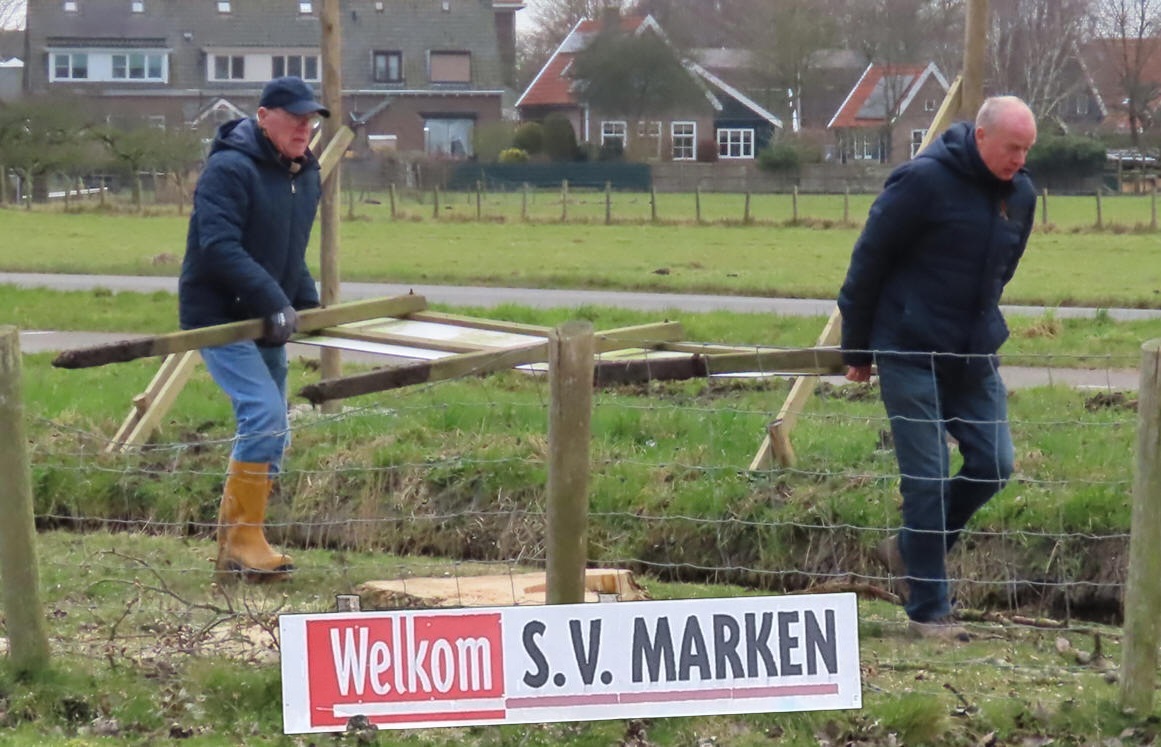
[976,111,1037,182]
[257,106,318,160]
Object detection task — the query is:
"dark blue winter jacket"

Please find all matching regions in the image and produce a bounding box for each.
[179,117,321,330]
[837,121,1037,368]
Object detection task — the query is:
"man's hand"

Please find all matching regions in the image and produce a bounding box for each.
[845,364,872,383]
[261,305,298,346]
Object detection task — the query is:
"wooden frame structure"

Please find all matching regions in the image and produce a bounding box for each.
[748,75,966,472]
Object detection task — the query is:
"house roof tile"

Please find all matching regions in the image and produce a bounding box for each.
[828,63,936,130]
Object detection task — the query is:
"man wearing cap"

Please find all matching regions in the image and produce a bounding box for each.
[179,76,330,583]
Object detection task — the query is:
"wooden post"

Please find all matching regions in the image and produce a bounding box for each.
[0,327,51,674]
[961,0,988,118]
[792,185,799,223]
[1041,188,1049,227]
[319,0,344,412]
[560,179,569,222]
[1095,189,1103,229]
[650,184,658,223]
[743,192,751,224]
[1152,184,1157,231]
[604,181,612,225]
[843,186,850,223]
[521,182,528,221]
[389,183,397,219]
[1121,338,1161,714]
[476,180,482,221]
[545,321,594,606]
[695,184,702,224]
[433,186,440,219]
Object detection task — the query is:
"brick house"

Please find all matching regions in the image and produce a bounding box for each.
[23,0,522,156]
[827,62,948,165]
[516,13,782,162]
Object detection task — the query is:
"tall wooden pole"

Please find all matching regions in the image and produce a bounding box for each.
[319,0,344,412]
[0,327,51,674]
[1121,339,1161,713]
[961,0,988,118]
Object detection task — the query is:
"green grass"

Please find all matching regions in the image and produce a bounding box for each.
[7,194,1161,305]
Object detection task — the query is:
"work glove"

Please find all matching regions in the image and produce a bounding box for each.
[261,305,298,346]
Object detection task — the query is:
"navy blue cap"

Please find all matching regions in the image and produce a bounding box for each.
[258,76,330,118]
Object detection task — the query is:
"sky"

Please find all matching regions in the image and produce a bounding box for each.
[1,0,25,30]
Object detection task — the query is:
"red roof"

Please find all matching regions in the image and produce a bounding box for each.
[1080,37,1161,132]
[828,63,936,130]
[517,15,651,109]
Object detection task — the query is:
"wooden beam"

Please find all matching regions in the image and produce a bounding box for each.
[961,0,988,118]
[106,350,200,453]
[52,295,427,369]
[594,347,843,387]
[405,310,552,335]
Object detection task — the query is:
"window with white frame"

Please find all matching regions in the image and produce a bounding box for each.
[112,52,165,81]
[671,121,696,160]
[717,128,754,159]
[216,0,231,12]
[373,51,402,83]
[298,1,312,13]
[1075,95,1089,116]
[211,54,245,81]
[63,1,78,11]
[273,54,319,80]
[148,114,167,130]
[601,121,627,152]
[852,131,879,161]
[131,0,144,12]
[910,129,927,158]
[924,98,937,112]
[52,52,88,80]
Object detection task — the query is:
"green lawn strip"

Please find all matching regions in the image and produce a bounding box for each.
[0,529,1141,745]
[6,200,1161,305]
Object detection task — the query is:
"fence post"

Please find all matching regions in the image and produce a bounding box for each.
[521,182,529,222]
[545,321,594,606]
[1041,188,1049,227]
[0,327,51,675]
[475,180,482,221]
[389,183,397,220]
[1152,185,1157,231]
[560,179,569,223]
[792,185,799,223]
[1121,338,1161,714]
[1095,189,1103,229]
[432,186,440,220]
[743,192,751,224]
[604,181,612,225]
[650,184,658,223]
[695,184,702,224]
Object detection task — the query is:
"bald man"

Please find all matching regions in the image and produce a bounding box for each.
[837,96,1037,641]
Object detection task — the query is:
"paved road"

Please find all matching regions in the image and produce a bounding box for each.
[5,272,1146,391]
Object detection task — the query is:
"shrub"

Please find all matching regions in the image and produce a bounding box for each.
[757,142,801,173]
[1027,134,1106,180]
[696,137,719,162]
[511,122,544,156]
[598,139,624,161]
[498,147,529,163]
[542,113,579,161]
[473,121,516,163]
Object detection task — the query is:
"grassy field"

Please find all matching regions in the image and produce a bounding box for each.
[4,200,1161,745]
[5,192,1161,306]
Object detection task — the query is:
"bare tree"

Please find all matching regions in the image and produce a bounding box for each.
[1092,0,1161,144]
[0,0,24,30]
[989,0,1093,125]
[517,0,625,89]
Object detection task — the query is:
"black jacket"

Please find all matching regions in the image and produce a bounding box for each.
[179,117,321,330]
[837,121,1037,367]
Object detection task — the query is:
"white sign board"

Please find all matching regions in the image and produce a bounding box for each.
[279,593,861,734]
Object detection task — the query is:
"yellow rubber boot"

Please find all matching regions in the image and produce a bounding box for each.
[215,460,294,583]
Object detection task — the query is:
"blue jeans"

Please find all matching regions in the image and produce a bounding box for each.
[200,342,290,469]
[876,352,1014,622]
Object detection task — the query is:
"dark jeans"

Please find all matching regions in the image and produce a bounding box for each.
[876,352,1014,622]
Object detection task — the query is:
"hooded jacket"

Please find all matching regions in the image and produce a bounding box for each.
[837,121,1036,368]
[179,116,321,330]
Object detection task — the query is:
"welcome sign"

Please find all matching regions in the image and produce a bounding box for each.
[279,593,861,734]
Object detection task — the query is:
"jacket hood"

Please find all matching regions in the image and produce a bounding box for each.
[919,120,1015,189]
[209,116,283,165]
